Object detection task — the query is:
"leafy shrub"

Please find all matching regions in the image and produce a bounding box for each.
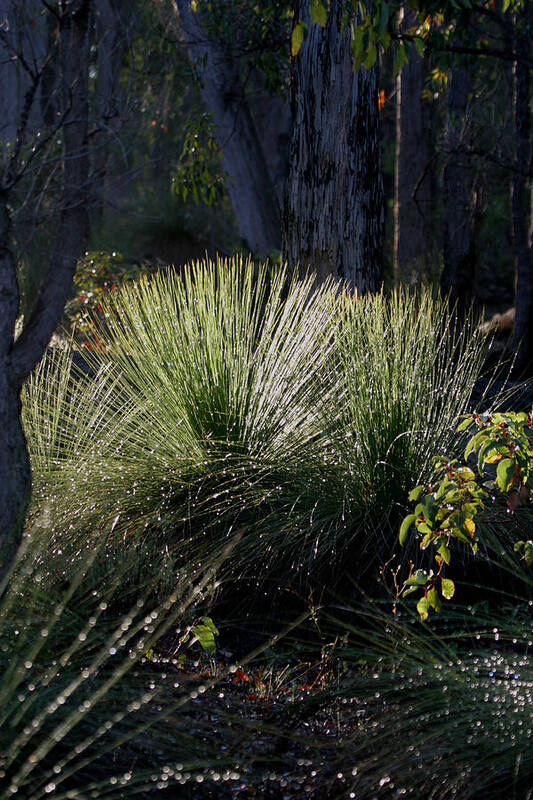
[400,410,533,619]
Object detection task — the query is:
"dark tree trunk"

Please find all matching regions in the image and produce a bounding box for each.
[0,0,91,578]
[393,8,432,283]
[282,1,383,290]
[441,64,478,310]
[510,24,533,375]
[0,194,30,581]
[173,0,281,256]
[12,0,91,384]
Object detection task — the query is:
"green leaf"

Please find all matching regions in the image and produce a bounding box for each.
[351,26,365,69]
[379,2,389,33]
[363,43,377,70]
[417,596,430,621]
[393,42,408,75]
[407,569,429,586]
[379,30,391,50]
[413,37,425,58]
[399,513,415,546]
[457,416,474,433]
[464,429,484,460]
[420,531,434,550]
[408,485,424,503]
[416,522,433,535]
[434,479,453,502]
[456,466,475,482]
[496,457,515,492]
[437,542,451,565]
[427,587,442,613]
[191,619,218,654]
[441,578,455,600]
[200,616,219,636]
[478,438,499,472]
[291,22,308,56]
[309,0,327,27]
[421,493,436,519]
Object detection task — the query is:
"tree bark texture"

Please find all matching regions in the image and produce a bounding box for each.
[510,22,533,375]
[393,8,432,283]
[282,2,383,291]
[0,0,91,577]
[12,0,91,385]
[248,73,291,209]
[441,64,478,310]
[0,193,31,581]
[173,0,281,256]
[92,0,124,217]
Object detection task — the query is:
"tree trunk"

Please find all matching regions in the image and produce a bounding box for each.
[248,73,291,208]
[92,0,124,219]
[441,64,478,310]
[173,0,281,256]
[0,0,91,577]
[282,1,383,290]
[0,193,31,581]
[393,7,432,284]
[12,0,91,385]
[510,23,533,375]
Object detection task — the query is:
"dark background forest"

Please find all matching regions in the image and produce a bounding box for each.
[0,2,532,799]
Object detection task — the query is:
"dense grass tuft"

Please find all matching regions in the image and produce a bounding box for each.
[24,259,491,597]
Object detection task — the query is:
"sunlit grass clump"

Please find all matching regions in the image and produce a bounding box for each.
[23,257,490,595]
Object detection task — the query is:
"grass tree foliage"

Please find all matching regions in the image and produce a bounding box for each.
[23,257,489,600]
[7,255,533,798]
[0,526,247,798]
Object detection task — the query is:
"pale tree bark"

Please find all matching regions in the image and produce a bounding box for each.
[440,64,478,310]
[510,21,533,375]
[393,7,432,283]
[0,0,91,578]
[282,1,383,291]
[248,73,291,209]
[92,0,124,218]
[172,0,281,255]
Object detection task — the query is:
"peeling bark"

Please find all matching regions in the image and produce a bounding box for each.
[282,1,383,290]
